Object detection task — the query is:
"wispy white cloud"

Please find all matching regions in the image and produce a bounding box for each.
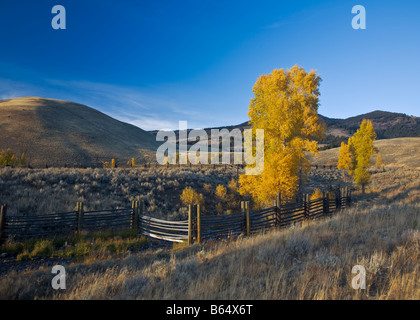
[0,77,215,131]
[0,78,46,100]
[121,116,178,132]
[58,81,211,130]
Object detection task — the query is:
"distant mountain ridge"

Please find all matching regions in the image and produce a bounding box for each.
[318,110,420,148]
[149,110,420,149]
[0,97,159,167]
[320,110,419,136]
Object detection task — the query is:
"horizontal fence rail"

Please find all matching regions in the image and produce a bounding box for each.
[201,211,244,241]
[141,216,189,243]
[0,187,352,245]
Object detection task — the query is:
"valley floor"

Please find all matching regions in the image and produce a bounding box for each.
[0,166,419,299]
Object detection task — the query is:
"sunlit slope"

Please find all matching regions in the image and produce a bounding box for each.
[0,97,158,166]
[309,137,420,170]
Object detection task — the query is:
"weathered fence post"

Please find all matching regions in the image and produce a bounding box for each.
[135,201,140,231]
[326,192,330,215]
[131,200,136,230]
[245,201,250,237]
[188,204,193,245]
[138,200,143,235]
[276,192,282,227]
[196,204,201,244]
[241,201,246,232]
[322,192,327,216]
[302,194,310,226]
[0,204,7,245]
[76,202,84,234]
[336,187,341,211]
[131,200,140,231]
[306,194,310,219]
[273,200,277,228]
[345,187,349,206]
[348,187,352,206]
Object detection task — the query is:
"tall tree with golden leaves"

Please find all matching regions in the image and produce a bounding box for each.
[338,119,376,193]
[337,141,351,172]
[239,65,325,205]
[375,152,384,170]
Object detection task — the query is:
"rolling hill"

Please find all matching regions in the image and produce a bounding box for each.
[0,97,159,167]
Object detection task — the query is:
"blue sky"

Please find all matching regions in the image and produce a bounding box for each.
[0,0,419,130]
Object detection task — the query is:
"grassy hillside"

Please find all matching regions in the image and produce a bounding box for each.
[0,137,418,299]
[309,137,420,170]
[0,97,158,166]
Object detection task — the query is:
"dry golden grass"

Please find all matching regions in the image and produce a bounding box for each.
[0,137,419,300]
[309,137,420,170]
[1,167,418,300]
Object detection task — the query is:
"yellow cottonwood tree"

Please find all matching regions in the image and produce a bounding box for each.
[163,155,170,165]
[337,119,376,193]
[337,141,351,172]
[310,188,323,200]
[215,184,227,201]
[228,178,239,194]
[375,152,384,169]
[20,153,27,166]
[0,149,20,166]
[239,65,325,205]
[180,187,205,208]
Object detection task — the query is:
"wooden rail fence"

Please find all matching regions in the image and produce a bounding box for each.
[1,162,341,171]
[0,187,351,245]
